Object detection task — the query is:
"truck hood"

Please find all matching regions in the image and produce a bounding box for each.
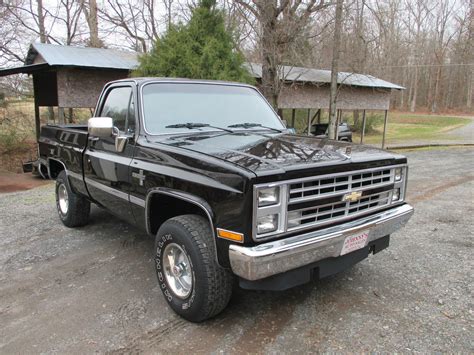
[153,132,405,177]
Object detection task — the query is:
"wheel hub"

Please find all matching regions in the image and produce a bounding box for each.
[58,183,69,215]
[162,243,193,299]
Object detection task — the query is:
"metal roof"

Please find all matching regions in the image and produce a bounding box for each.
[1,43,403,90]
[25,43,139,70]
[245,63,404,90]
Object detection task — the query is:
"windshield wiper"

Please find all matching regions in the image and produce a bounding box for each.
[165,122,233,133]
[227,122,283,133]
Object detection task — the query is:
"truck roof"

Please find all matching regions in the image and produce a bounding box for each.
[109,77,255,88]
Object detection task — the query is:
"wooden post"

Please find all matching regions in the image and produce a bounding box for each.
[291,109,296,128]
[360,109,366,144]
[58,107,65,124]
[382,110,388,149]
[307,108,311,135]
[34,101,41,141]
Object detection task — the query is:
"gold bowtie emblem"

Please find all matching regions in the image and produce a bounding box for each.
[342,191,363,203]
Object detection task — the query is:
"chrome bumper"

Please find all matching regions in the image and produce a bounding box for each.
[229,204,414,281]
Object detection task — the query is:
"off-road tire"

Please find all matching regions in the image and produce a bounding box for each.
[154,214,233,322]
[55,170,90,227]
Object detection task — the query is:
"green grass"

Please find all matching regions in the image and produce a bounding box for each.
[354,113,471,145]
[281,109,472,145]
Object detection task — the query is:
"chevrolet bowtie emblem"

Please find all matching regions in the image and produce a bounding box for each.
[342,191,363,203]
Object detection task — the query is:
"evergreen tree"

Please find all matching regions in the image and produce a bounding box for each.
[134,0,253,84]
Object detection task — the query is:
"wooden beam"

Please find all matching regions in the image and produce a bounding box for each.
[58,107,65,124]
[307,109,311,135]
[34,101,40,141]
[360,109,366,144]
[382,110,389,149]
[334,110,340,140]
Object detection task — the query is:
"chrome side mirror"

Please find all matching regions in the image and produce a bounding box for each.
[88,117,114,138]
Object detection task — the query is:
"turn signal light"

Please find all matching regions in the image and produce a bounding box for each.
[217,228,244,243]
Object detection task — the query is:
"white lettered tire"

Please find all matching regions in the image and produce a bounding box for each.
[154,215,233,322]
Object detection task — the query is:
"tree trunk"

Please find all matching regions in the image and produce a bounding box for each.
[37,0,47,43]
[431,66,442,113]
[83,0,101,47]
[410,66,418,112]
[328,0,343,140]
[467,68,473,109]
[260,3,278,108]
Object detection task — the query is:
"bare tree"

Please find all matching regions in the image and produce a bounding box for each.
[234,0,333,108]
[82,0,103,47]
[98,0,161,52]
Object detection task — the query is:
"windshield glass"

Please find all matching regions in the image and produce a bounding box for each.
[142,83,285,134]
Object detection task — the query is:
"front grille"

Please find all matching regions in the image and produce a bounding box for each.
[287,167,395,232]
[289,168,392,203]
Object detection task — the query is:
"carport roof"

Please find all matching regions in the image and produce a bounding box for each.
[0,43,403,90]
[245,63,404,90]
[25,43,139,70]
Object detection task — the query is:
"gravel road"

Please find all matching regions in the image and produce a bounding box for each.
[0,148,473,353]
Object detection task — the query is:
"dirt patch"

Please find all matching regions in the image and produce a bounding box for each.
[0,170,52,193]
[0,141,38,173]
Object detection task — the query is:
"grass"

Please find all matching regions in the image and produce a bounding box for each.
[281,109,472,146]
[353,113,471,145]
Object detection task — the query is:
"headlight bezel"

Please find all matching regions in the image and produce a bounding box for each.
[392,165,408,203]
[253,183,288,240]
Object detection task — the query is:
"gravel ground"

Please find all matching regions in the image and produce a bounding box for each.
[0,148,473,353]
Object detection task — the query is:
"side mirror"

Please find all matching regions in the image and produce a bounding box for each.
[88,117,114,138]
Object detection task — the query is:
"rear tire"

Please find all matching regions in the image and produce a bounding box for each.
[154,214,233,322]
[55,170,90,227]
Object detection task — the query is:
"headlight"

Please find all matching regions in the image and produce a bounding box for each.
[394,168,402,181]
[258,186,280,207]
[257,214,278,234]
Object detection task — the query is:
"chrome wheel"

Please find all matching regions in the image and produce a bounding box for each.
[163,243,193,299]
[58,183,69,215]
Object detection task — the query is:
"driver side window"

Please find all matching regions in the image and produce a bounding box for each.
[100,86,135,134]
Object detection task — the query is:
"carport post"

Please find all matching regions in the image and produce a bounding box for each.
[34,97,40,141]
[291,109,296,128]
[360,109,366,144]
[382,110,388,149]
[307,109,311,135]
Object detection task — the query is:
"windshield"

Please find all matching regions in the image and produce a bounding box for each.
[142,83,285,134]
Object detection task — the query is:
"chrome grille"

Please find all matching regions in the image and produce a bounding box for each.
[289,168,392,203]
[286,167,396,232]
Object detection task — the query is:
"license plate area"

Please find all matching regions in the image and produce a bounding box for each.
[340,230,370,256]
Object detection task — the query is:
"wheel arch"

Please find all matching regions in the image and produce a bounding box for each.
[48,158,67,179]
[146,189,215,237]
[145,188,221,265]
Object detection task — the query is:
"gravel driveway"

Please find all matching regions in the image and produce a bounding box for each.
[0,148,473,353]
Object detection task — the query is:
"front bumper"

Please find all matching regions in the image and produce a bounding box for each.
[229,204,414,281]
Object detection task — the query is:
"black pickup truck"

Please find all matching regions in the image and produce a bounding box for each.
[39,78,414,322]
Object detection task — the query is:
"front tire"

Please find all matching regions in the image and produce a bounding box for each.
[154,215,233,322]
[55,170,90,227]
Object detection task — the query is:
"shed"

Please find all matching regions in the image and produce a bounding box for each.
[0,43,403,147]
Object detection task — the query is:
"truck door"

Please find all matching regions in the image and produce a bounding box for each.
[83,83,137,225]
